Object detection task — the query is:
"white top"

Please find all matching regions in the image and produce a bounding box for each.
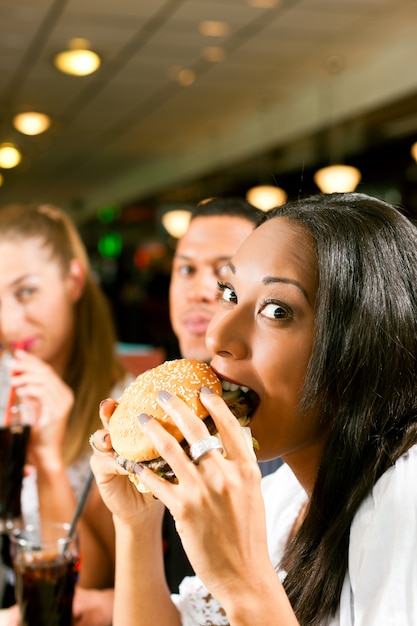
[173,444,417,625]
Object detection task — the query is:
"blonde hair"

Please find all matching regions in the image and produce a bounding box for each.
[0,203,125,464]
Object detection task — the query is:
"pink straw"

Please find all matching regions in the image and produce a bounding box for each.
[4,341,25,426]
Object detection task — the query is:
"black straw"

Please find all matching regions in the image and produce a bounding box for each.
[66,469,94,543]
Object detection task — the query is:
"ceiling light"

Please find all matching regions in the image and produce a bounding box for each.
[53,38,101,76]
[247,0,280,6]
[314,164,361,194]
[0,143,22,169]
[199,21,229,37]
[161,210,192,238]
[411,141,417,162]
[12,112,51,136]
[176,68,196,87]
[202,46,225,62]
[246,184,287,211]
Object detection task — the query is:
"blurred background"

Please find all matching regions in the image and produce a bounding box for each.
[1,0,417,354]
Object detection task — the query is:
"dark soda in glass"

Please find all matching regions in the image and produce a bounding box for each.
[0,424,31,520]
[14,551,79,626]
[0,530,16,608]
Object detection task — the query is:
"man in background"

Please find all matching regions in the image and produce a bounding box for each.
[169,197,263,361]
[164,197,282,592]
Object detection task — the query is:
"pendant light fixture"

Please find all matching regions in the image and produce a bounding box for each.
[410,141,417,163]
[0,143,22,169]
[314,57,361,194]
[13,112,51,136]
[246,184,287,211]
[161,209,192,238]
[53,38,101,76]
[314,164,361,194]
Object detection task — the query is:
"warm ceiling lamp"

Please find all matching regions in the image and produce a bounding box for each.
[161,210,192,238]
[314,164,361,194]
[410,141,417,162]
[13,112,51,135]
[199,20,229,37]
[0,143,22,168]
[246,184,287,211]
[53,38,101,76]
[176,68,196,87]
[247,0,280,6]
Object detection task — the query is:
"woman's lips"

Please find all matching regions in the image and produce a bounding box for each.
[10,338,37,350]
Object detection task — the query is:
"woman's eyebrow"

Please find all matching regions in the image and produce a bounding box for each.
[263,276,310,303]
[228,261,310,303]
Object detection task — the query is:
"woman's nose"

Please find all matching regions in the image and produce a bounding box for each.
[206,308,248,360]
[0,299,22,337]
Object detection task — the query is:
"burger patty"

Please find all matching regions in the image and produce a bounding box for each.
[143,388,258,479]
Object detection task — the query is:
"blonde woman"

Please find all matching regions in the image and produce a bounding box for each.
[0,203,132,625]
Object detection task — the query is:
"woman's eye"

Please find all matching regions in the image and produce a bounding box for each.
[261,302,289,320]
[217,282,237,304]
[16,287,37,300]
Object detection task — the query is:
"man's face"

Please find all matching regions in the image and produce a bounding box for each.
[169,215,255,361]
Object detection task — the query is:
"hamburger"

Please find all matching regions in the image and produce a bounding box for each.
[109,358,256,492]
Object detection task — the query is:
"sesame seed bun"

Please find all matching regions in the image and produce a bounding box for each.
[109,359,222,464]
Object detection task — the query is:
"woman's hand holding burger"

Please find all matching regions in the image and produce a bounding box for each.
[89,359,272,613]
[90,398,164,522]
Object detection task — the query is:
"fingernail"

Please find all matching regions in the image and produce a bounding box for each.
[133,463,144,477]
[201,385,215,395]
[157,390,172,402]
[116,456,141,474]
[101,432,111,447]
[138,413,150,427]
[116,456,130,470]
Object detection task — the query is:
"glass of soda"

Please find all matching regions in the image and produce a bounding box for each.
[10,523,79,626]
[0,419,31,523]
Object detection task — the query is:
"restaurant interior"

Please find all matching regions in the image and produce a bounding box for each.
[1,0,417,354]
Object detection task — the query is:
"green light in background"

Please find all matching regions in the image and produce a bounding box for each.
[98,232,123,258]
[97,204,121,224]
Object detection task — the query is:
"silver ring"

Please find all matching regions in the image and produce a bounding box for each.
[189,436,223,464]
[89,433,111,455]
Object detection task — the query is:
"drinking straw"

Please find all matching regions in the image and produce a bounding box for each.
[63,469,94,551]
[4,384,16,427]
[4,342,25,427]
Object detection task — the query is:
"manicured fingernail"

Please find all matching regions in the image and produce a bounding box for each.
[116,456,142,474]
[201,385,215,395]
[133,463,144,477]
[116,456,130,470]
[157,390,172,402]
[138,413,150,427]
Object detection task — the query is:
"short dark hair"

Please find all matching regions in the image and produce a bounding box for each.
[191,196,264,227]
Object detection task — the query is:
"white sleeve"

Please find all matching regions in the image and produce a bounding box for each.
[171,576,229,626]
[347,445,417,625]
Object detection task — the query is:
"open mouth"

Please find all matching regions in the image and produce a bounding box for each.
[220,379,260,424]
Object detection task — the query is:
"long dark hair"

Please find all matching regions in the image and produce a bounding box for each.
[266,193,417,625]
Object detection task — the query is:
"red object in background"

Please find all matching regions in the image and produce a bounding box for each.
[4,341,25,426]
[116,344,166,377]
